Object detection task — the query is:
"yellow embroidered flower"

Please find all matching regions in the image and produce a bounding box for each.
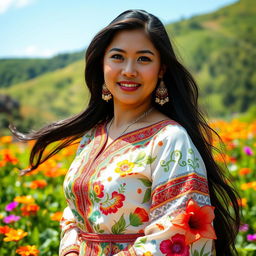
[143,252,153,256]
[115,160,134,175]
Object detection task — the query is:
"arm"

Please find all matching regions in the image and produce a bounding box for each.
[59,206,80,256]
[114,125,216,255]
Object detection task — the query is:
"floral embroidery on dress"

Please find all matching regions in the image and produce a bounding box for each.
[160,234,189,256]
[100,191,126,215]
[59,121,215,256]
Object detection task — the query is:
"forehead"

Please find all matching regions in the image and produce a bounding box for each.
[105,29,158,53]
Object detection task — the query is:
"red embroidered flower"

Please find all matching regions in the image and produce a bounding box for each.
[135,207,149,222]
[129,207,149,227]
[100,191,125,215]
[93,181,104,198]
[171,199,217,245]
[160,233,189,256]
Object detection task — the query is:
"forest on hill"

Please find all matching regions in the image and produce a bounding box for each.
[0,0,255,134]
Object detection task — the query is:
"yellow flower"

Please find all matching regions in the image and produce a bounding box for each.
[4,229,27,242]
[16,245,39,256]
[115,160,134,175]
[143,252,153,256]
[14,195,35,204]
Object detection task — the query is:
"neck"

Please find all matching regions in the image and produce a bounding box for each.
[112,101,153,128]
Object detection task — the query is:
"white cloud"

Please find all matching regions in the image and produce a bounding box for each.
[13,45,57,58]
[0,0,35,14]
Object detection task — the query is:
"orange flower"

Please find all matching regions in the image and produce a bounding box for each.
[16,245,39,256]
[241,182,256,191]
[239,168,252,176]
[50,211,63,221]
[237,198,247,207]
[3,229,27,242]
[14,195,35,204]
[0,136,12,144]
[29,180,47,189]
[21,204,40,216]
[1,149,18,165]
[0,225,13,234]
[171,199,216,245]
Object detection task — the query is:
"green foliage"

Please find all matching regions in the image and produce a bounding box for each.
[166,0,256,117]
[0,51,84,88]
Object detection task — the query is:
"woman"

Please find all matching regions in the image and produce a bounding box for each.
[11,10,240,256]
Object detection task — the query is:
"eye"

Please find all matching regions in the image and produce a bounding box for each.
[110,54,123,60]
[138,56,152,62]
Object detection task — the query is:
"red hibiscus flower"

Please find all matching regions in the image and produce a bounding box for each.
[93,181,104,198]
[171,199,217,245]
[100,191,125,215]
[160,233,189,256]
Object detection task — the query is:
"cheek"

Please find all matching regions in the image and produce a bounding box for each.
[142,65,161,82]
[103,63,119,80]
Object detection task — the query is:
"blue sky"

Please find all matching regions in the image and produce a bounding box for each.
[0,0,238,58]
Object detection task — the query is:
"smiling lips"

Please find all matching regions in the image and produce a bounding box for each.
[117,81,141,91]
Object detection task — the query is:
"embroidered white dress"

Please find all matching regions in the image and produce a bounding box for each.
[59,120,216,256]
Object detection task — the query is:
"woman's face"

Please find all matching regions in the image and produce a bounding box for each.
[103,29,164,108]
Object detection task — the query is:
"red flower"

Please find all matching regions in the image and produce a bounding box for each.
[134,207,149,222]
[129,207,149,227]
[171,199,216,245]
[93,181,104,198]
[0,226,13,234]
[100,191,125,215]
[21,204,40,216]
[160,233,189,256]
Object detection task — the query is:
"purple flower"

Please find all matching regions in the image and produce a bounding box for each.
[247,234,256,242]
[5,201,19,212]
[243,146,253,156]
[239,224,249,232]
[3,214,21,224]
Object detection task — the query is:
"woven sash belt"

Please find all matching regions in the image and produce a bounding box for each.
[79,232,145,243]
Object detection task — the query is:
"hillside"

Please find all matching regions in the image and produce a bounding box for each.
[0,60,89,131]
[166,0,256,116]
[0,51,84,88]
[0,0,255,133]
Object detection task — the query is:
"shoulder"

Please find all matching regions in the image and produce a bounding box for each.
[157,120,190,143]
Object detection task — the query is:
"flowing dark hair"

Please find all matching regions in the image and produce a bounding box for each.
[10,9,240,255]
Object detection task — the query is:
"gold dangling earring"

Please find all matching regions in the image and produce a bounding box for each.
[155,78,169,106]
[102,83,112,102]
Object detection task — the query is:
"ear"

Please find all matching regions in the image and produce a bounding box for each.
[159,65,166,78]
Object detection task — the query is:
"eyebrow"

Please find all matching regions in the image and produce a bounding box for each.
[108,48,155,56]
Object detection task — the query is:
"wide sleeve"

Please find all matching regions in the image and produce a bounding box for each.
[59,206,81,256]
[114,125,216,256]
[59,130,94,256]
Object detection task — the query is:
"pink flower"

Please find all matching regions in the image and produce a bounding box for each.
[5,202,19,212]
[243,146,253,156]
[247,234,256,242]
[3,215,21,224]
[160,234,189,256]
[239,224,249,232]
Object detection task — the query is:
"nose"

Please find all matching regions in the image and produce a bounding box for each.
[121,60,137,77]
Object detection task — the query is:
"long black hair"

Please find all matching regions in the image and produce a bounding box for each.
[10,9,240,255]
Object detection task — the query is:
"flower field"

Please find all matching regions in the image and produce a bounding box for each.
[0,119,255,256]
